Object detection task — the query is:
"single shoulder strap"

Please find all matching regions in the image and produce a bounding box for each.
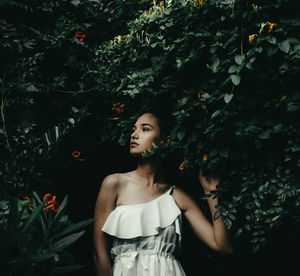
[169,185,176,195]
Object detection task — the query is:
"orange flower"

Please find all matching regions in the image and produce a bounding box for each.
[113,117,120,120]
[72,150,81,158]
[145,11,149,16]
[267,21,277,32]
[203,154,208,161]
[249,34,258,44]
[160,2,164,8]
[198,0,206,6]
[43,193,60,212]
[112,102,125,113]
[178,157,187,170]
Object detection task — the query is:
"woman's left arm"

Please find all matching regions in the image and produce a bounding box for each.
[173,167,233,254]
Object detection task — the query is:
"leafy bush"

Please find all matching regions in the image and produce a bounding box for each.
[0,191,95,275]
[93,0,300,252]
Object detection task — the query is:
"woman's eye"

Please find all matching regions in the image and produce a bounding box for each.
[143,128,149,131]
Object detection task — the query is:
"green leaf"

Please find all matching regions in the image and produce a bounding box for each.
[47,231,86,253]
[53,194,68,223]
[254,199,261,207]
[228,64,238,74]
[268,37,277,44]
[177,131,185,141]
[224,93,233,103]
[214,211,221,220]
[230,74,241,86]
[278,40,290,53]
[235,228,243,237]
[291,146,300,152]
[17,197,48,239]
[211,110,222,119]
[9,253,58,264]
[287,103,299,112]
[234,54,245,65]
[220,148,229,158]
[49,218,96,242]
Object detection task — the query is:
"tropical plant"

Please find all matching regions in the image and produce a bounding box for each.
[0,191,95,276]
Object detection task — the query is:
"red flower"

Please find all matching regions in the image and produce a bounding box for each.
[43,193,60,212]
[73,31,87,42]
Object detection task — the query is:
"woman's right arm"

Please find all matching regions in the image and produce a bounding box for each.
[93,173,119,276]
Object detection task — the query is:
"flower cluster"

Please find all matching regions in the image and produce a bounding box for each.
[73,31,87,42]
[43,193,60,212]
[249,21,277,44]
[112,102,125,113]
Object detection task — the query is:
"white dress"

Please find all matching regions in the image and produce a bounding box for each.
[101,185,187,275]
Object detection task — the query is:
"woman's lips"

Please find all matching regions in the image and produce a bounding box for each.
[130,143,138,147]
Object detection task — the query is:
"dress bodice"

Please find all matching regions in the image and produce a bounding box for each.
[101,185,186,275]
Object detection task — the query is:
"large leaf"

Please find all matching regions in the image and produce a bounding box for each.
[47,231,86,253]
[48,218,96,242]
[8,252,58,264]
[17,197,49,239]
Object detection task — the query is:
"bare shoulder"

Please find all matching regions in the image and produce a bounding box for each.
[172,186,198,213]
[94,173,121,215]
[97,173,121,200]
[101,173,120,188]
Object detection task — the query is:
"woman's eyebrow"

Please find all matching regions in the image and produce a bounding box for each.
[133,123,153,128]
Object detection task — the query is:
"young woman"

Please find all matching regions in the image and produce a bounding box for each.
[93,111,233,276]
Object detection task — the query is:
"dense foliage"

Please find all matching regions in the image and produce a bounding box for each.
[1,0,300,274]
[94,0,300,253]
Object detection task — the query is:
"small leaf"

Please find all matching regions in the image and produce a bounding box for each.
[234,54,245,65]
[201,194,212,199]
[214,211,221,220]
[224,93,234,103]
[278,40,290,53]
[230,74,241,86]
[228,64,238,73]
[268,37,277,44]
[177,131,185,141]
[211,110,221,119]
[235,228,243,237]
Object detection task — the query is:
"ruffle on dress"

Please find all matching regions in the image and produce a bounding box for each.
[101,186,182,240]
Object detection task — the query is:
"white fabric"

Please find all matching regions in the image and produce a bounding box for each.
[101,185,186,275]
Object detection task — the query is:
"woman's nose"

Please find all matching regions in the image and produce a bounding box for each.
[131,129,138,138]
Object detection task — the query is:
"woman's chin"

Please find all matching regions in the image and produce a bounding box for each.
[129,151,142,158]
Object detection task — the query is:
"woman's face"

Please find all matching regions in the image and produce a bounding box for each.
[129,113,161,156]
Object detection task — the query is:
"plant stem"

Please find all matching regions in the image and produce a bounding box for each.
[0,95,12,154]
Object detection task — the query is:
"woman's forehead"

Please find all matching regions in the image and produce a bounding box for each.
[137,113,157,123]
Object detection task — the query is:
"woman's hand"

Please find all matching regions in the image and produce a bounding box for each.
[198,167,220,193]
